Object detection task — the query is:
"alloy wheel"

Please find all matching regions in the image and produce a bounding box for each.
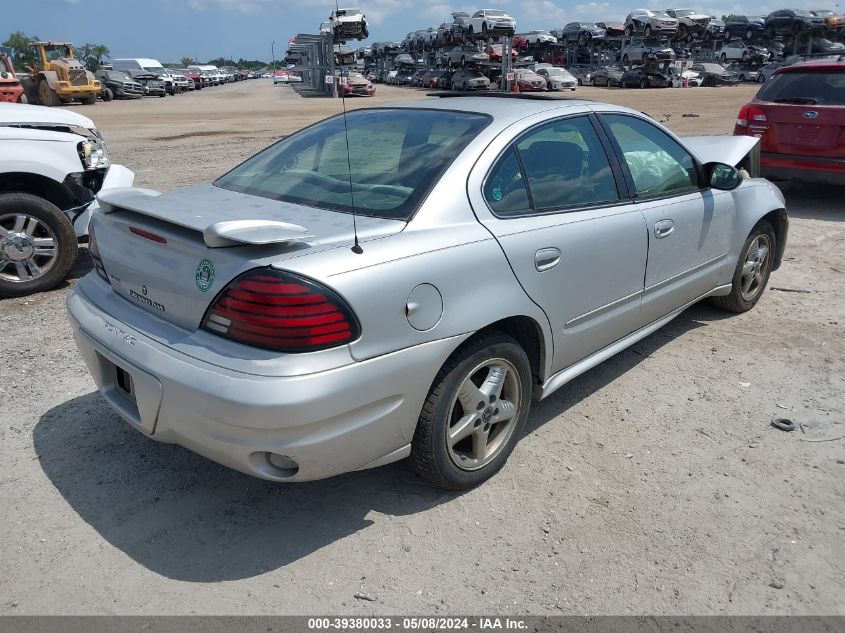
[0,213,59,284]
[740,234,771,302]
[445,358,522,471]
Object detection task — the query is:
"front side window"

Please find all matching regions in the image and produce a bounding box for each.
[484,116,620,215]
[603,114,699,198]
[216,109,490,221]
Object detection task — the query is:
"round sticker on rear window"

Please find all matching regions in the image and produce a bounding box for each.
[195,259,215,292]
[492,187,503,201]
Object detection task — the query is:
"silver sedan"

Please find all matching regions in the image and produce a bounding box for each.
[68,96,788,490]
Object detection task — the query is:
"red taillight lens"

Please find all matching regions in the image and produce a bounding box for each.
[88,220,108,282]
[201,269,360,352]
[735,103,768,135]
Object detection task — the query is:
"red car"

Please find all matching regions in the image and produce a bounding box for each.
[486,43,518,62]
[734,59,844,185]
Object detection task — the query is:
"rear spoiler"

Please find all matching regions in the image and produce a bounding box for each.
[97,188,314,248]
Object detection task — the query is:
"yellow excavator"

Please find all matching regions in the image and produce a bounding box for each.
[21,41,100,106]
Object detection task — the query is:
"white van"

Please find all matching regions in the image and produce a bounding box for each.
[112,58,176,95]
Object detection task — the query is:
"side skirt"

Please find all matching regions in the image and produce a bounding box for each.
[536,284,732,400]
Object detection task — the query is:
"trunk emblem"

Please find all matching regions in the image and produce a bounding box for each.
[195,259,216,292]
[803,111,819,120]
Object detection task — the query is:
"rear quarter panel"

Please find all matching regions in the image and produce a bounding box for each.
[273,126,554,379]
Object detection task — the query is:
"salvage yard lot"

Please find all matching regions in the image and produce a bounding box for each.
[1,80,843,615]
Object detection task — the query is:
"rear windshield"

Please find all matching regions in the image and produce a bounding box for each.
[215,109,490,221]
[757,70,845,105]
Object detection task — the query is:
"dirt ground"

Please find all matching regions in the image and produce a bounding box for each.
[0,80,843,616]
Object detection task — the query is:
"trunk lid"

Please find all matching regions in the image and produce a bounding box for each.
[756,102,845,156]
[93,183,405,331]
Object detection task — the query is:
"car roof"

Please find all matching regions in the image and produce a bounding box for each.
[377,96,616,128]
[775,58,845,74]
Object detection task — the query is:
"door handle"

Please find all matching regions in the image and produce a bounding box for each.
[535,248,561,272]
[654,219,675,239]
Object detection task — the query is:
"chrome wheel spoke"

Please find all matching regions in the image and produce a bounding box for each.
[742,260,756,277]
[470,428,490,461]
[456,378,485,414]
[12,214,26,233]
[741,273,755,294]
[22,216,39,237]
[14,262,31,280]
[449,413,479,446]
[24,259,41,278]
[495,399,516,422]
[32,237,55,248]
[0,225,8,238]
[480,365,508,401]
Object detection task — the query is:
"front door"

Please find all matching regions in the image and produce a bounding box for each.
[598,113,736,323]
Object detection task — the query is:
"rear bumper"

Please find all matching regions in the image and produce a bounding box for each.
[761,153,845,185]
[66,277,465,482]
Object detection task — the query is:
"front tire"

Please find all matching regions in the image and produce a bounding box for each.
[411,333,532,490]
[0,193,77,297]
[37,81,60,107]
[711,220,776,313]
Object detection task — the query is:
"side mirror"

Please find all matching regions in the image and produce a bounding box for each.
[705,162,742,191]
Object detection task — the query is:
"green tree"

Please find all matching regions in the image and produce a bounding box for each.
[2,31,39,70]
[77,43,110,71]
[180,56,195,67]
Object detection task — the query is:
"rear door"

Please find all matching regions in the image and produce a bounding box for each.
[468,113,648,373]
[598,113,736,324]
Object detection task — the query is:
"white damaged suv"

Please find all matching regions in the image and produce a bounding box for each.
[0,103,133,296]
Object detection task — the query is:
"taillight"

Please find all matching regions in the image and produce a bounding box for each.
[88,220,108,282]
[201,268,360,352]
[735,103,768,136]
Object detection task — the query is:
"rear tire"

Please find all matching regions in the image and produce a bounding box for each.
[410,332,532,490]
[0,193,77,297]
[711,220,776,313]
[101,87,114,101]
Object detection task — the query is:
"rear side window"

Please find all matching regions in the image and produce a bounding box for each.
[757,71,845,106]
[484,116,620,215]
[484,148,530,215]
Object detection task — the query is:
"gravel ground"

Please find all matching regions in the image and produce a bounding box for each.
[0,81,843,616]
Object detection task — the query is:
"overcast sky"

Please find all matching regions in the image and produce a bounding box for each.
[8,0,836,63]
